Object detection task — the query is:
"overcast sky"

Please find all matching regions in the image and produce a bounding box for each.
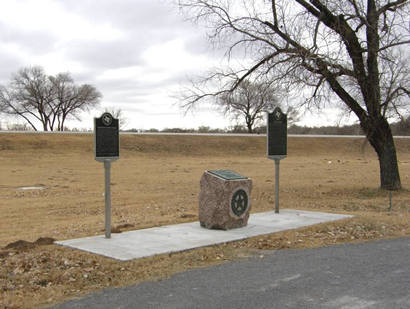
[0,0,343,131]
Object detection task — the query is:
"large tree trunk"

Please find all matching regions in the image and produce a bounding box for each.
[246,122,253,133]
[245,115,253,133]
[363,117,401,190]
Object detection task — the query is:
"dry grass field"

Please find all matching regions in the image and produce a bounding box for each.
[1,133,410,308]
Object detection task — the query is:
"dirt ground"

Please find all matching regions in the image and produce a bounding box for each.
[0,133,409,308]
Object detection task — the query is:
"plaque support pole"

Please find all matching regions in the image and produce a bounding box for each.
[104,160,112,239]
[274,158,280,214]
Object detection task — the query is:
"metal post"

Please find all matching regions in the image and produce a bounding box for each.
[274,159,280,213]
[104,160,111,239]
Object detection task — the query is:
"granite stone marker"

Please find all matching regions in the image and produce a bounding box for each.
[199,170,252,230]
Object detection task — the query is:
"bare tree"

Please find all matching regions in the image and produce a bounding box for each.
[219,79,298,133]
[0,66,101,131]
[0,67,54,131]
[104,107,128,130]
[50,73,101,131]
[178,0,410,190]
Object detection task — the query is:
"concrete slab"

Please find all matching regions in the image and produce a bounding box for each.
[56,209,352,261]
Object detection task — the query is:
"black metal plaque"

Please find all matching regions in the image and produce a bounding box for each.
[208,170,248,180]
[267,107,287,157]
[94,112,119,160]
[231,189,248,216]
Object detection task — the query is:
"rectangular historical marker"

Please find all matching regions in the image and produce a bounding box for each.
[94,113,119,161]
[94,112,119,239]
[267,107,287,158]
[266,107,287,214]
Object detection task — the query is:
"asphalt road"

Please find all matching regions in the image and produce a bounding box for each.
[52,237,410,309]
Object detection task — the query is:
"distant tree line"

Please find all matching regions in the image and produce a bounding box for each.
[123,117,409,136]
[3,114,408,136]
[288,118,410,136]
[2,118,408,136]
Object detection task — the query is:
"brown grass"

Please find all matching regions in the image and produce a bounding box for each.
[0,133,410,308]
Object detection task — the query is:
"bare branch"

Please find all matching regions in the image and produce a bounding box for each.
[377,0,408,15]
[378,40,410,52]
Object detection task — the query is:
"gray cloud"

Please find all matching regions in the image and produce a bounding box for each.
[0,20,58,82]
[0,21,58,54]
[56,0,199,45]
[57,0,188,31]
[57,0,210,54]
[64,40,144,70]
[0,0,234,129]
[0,50,25,83]
[56,0,213,91]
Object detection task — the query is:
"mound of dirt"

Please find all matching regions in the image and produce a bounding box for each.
[4,240,36,250]
[111,227,122,233]
[0,250,10,258]
[4,237,55,251]
[116,223,135,229]
[100,224,136,234]
[34,237,55,245]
